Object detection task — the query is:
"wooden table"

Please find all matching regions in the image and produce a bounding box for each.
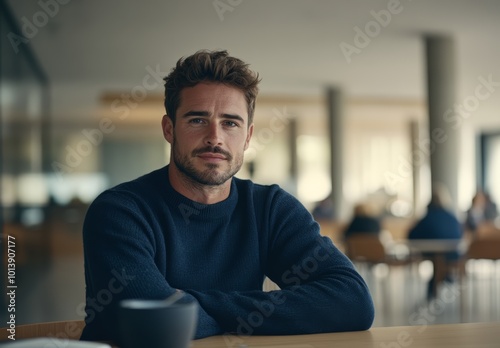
[404,238,470,254]
[191,322,500,348]
[388,238,470,298]
[2,321,498,347]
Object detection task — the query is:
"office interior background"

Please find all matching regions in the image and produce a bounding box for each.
[1,0,500,328]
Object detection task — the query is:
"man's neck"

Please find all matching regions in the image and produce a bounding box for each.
[167,164,231,205]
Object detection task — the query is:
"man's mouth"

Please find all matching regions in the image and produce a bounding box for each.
[197,153,227,161]
[193,146,232,161]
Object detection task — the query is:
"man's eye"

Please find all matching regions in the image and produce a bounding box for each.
[189,118,205,124]
[224,121,238,127]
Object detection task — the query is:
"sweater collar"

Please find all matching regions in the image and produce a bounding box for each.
[162,165,238,220]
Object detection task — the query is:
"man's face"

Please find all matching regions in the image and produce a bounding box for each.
[162,82,253,186]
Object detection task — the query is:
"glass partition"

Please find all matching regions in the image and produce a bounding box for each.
[1,0,49,226]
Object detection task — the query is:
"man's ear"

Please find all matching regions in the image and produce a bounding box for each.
[162,115,174,144]
[244,123,254,151]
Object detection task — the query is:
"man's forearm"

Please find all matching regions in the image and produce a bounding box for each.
[185,270,374,338]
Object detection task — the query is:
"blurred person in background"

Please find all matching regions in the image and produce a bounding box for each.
[465,191,498,233]
[408,184,463,299]
[312,194,335,221]
[343,202,381,240]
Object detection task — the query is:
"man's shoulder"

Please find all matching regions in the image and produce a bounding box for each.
[115,166,165,189]
[233,177,299,209]
[233,177,284,197]
[93,166,167,204]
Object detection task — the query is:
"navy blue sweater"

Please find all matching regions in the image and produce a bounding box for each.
[81,166,374,341]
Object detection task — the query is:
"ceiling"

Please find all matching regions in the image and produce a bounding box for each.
[6,0,500,128]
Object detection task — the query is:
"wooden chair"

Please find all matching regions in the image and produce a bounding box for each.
[344,233,418,281]
[345,233,420,321]
[464,237,500,284]
[345,233,416,265]
[463,238,500,321]
[467,238,500,260]
[0,320,85,341]
[345,234,387,264]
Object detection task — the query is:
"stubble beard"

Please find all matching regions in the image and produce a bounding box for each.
[172,139,244,186]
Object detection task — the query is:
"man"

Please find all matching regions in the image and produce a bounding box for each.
[80,50,374,342]
[408,185,463,299]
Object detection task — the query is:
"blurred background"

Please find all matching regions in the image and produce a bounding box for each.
[1,0,499,329]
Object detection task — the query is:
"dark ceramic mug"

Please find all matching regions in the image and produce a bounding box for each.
[118,296,198,348]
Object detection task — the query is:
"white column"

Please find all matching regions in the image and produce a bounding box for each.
[425,35,459,212]
[326,87,346,220]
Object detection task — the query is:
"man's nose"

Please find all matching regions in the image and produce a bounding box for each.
[204,123,223,146]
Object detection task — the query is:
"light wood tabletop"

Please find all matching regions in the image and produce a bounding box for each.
[191,322,500,348]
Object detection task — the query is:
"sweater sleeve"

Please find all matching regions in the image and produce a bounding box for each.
[80,191,222,342]
[184,189,374,338]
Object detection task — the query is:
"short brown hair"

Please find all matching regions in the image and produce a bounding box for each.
[163,49,260,126]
